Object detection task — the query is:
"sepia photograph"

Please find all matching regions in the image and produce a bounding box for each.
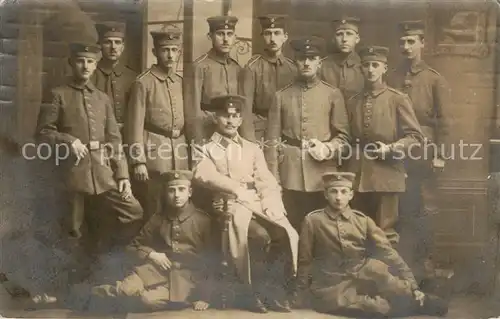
[0,0,499,318]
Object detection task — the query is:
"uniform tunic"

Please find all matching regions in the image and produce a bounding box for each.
[193,132,299,285]
[238,52,297,141]
[184,49,243,143]
[319,51,364,100]
[265,77,351,192]
[91,61,137,126]
[297,206,418,315]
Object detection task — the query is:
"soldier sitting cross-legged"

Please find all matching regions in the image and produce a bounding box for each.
[295,171,449,318]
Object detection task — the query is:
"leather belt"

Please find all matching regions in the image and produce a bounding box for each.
[144,123,183,139]
[87,141,103,151]
[281,134,331,149]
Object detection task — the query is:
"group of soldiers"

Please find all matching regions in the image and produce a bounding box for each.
[34,12,451,317]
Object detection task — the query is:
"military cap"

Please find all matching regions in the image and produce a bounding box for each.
[398,20,425,36]
[161,170,193,186]
[332,16,360,33]
[207,95,246,113]
[359,45,389,63]
[322,172,355,189]
[96,21,126,40]
[207,16,238,32]
[258,14,287,30]
[290,36,325,57]
[69,42,100,59]
[150,24,182,47]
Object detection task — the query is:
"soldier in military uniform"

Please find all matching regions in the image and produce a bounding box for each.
[346,46,424,245]
[125,25,189,221]
[319,16,364,100]
[36,42,143,265]
[183,16,245,145]
[265,36,351,231]
[193,95,299,313]
[86,170,217,312]
[238,14,297,142]
[92,21,137,137]
[295,172,448,317]
[390,21,451,281]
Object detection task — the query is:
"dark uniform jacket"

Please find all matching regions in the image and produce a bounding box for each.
[346,83,424,192]
[125,65,189,173]
[183,49,242,143]
[390,60,450,158]
[265,77,351,192]
[297,206,418,295]
[238,52,297,140]
[91,61,138,126]
[319,51,364,100]
[132,202,217,302]
[37,79,128,195]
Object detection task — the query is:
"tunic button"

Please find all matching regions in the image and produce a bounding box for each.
[364,124,369,128]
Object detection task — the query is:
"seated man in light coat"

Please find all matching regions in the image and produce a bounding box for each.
[193,94,299,313]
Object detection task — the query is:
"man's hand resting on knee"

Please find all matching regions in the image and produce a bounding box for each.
[192,300,210,311]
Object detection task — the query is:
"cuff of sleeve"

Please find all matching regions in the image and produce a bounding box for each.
[114,160,130,180]
[138,247,154,259]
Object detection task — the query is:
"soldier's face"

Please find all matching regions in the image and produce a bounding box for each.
[215,108,242,137]
[334,29,360,53]
[296,56,322,78]
[210,30,236,53]
[324,186,353,211]
[100,37,124,62]
[154,45,180,68]
[399,35,424,60]
[70,56,97,81]
[165,184,192,208]
[361,61,387,83]
[262,28,288,53]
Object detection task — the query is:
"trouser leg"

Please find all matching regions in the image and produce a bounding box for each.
[247,219,271,298]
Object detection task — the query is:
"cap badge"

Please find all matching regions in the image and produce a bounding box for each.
[270,17,275,23]
[341,19,346,24]
[84,46,89,52]
[224,24,229,29]
[368,47,374,53]
[228,102,233,107]
[174,173,180,178]
[305,45,310,49]
[111,27,116,32]
[270,23,275,28]
[167,34,173,40]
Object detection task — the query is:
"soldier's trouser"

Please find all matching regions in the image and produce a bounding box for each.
[72,188,143,277]
[398,172,437,281]
[312,258,416,317]
[247,219,290,300]
[282,190,325,231]
[352,192,399,245]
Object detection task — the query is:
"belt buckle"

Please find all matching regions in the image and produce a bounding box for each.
[89,141,100,150]
[301,139,310,149]
[171,129,180,138]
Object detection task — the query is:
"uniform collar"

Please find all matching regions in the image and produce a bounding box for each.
[68,78,95,92]
[297,75,321,89]
[400,59,427,75]
[329,51,361,67]
[211,131,243,149]
[97,60,125,77]
[364,82,387,97]
[150,64,177,83]
[208,48,234,65]
[325,205,351,220]
[166,202,196,223]
[262,50,284,65]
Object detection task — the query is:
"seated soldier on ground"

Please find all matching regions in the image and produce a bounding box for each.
[295,171,449,318]
[193,94,299,313]
[84,170,217,313]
